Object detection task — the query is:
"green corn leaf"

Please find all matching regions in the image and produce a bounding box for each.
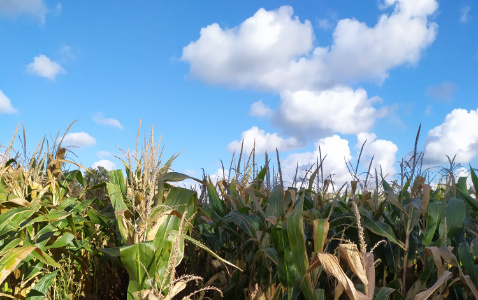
[422,202,445,247]
[25,270,59,300]
[266,185,284,219]
[361,212,404,249]
[458,242,478,287]
[287,196,308,276]
[0,238,22,256]
[30,248,60,268]
[109,169,126,195]
[106,182,130,244]
[446,198,465,238]
[179,233,241,271]
[206,180,225,216]
[470,165,478,194]
[46,232,75,249]
[457,187,478,212]
[271,227,296,287]
[120,241,157,299]
[0,207,38,235]
[313,219,329,253]
[374,287,395,300]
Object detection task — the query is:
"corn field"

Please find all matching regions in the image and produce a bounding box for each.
[1,124,478,300]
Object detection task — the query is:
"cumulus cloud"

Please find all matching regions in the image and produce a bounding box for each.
[426,81,457,101]
[356,133,398,176]
[0,0,48,22]
[249,100,273,117]
[182,1,438,91]
[27,55,65,80]
[228,126,301,154]
[0,90,17,114]
[182,6,315,91]
[62,132,96,148]
[273,87,386,138]
[91,160,116,171]
[282,135,353,187]
[424,109,478,164]
[93,112,124,129]
[461,6,471,23]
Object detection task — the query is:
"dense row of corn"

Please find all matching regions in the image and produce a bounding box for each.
[1,126,478,299]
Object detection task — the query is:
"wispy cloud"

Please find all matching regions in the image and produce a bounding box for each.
[27,54,65,80]
[461,6,471,23]
[0,0,48,22]
[97,150,113,158]
[93,112,124,129]
[59,44,76,62]
[0,90,17,114]
[426,81,457,101]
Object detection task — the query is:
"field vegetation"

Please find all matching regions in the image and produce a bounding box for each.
[1,123,478,300]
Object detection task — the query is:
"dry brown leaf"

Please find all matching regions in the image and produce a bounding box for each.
[413,271,452,300]
[339,244,368,287]
[316,253,368,300]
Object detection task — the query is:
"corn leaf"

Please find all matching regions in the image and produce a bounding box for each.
[446,198,465,238]
[422,202,445,247]
[361,212,404,249]
[120,241,157,299]
[313,219,329,253]
[25,270,59,300]
[0,246,36,285]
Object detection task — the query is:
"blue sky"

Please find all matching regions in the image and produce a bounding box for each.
[0,0,477,185]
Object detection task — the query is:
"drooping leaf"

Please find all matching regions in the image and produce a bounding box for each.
[25,270,59,300]
[361,212,404,249]
[0,246,36,285]
[413,271,452,300]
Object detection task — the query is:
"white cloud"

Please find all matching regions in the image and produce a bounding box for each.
[461,6,471,23]
[327,0,437,84]
[282,135,353,187]
[182,6,316,91]
[62,132,96,148]
[91,159,116,171]
[27,55,65,80]
[228,126,301,154]
[92,112,124,129]
[249,100,272,117]
[0,90,17,114]
[273,87,386,138]
[0,0,47,22]
[426,81,457,101]
[424,109,478,164]
[182,1,438,91]
[356,133,398,176]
